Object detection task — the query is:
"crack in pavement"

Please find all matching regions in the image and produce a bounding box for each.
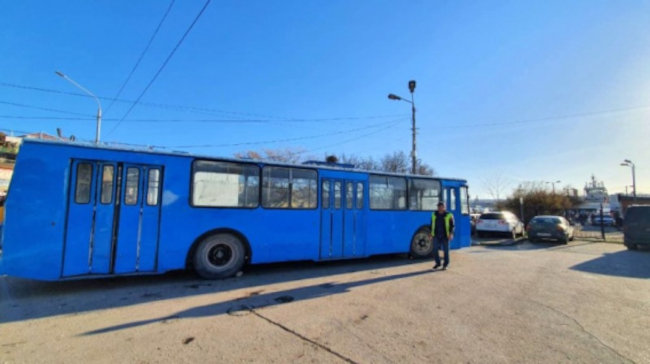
[247,306,358,364]
[531,300,636,364]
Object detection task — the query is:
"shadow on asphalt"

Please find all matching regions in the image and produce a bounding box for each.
[477,238,595,251]
[79,269,434,336]
[0,254,425,324]
[570,248,650,279]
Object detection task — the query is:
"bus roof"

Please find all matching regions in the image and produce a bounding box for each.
[19,138,468,182]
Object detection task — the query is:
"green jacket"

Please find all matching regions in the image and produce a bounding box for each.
[431,211,455,239]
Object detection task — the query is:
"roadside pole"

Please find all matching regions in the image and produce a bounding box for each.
[519,197,524,224]
[600,202,606,240]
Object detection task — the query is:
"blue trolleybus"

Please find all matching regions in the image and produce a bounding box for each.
[0,139,471,281]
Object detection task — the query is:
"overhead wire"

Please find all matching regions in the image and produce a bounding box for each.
[109,0,212,134]
[105,0,176,113]
[167,117,407,148]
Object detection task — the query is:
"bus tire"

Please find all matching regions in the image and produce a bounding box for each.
[193,233,246,279]
[410,227,433,258]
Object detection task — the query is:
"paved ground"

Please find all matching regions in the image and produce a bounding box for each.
[1,238,649,364]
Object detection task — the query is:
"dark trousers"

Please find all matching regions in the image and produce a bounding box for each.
[433,236,449,267]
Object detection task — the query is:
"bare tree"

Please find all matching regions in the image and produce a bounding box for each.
[235,149,435,176]
[482,172,512,202]
[380,151,409,174]
[234,148,305,164]
[338,153,380,171]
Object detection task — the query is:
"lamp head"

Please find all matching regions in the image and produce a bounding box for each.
[408,80,416,93]
[55,71,65,78]
[388,94,401,101]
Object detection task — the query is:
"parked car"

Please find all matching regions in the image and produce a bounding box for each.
[476,211,525,239]
[591,214,615,227]
[470,213,481,235]
[527,215,574,244]
[623,205,650,250]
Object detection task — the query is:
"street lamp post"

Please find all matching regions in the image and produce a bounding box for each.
[546,180,561,193]
[55,71,102,144]
[620,159,636,201]
[388,80,417,174]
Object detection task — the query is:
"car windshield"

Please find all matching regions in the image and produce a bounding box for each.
[480,213,503,220]
[531,217,560,225]
[625,207,650,222]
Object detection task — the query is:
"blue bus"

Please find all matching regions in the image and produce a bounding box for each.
[0,139,470,281]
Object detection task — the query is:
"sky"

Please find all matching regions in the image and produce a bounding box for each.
[1,0,649,199]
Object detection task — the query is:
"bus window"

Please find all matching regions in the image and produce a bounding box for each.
[146,169,161,206]
[124,167,140,205]
[334,181,341,209]
[346,182,353,209]
[192,160,260,208]
[448,188,456,211]
[100,165,114,204]
[290,168,317,208]
[409,179,440,210]
[263,167,317,209]
[75,163,93,204]
[356,182,363,209]
[460,186,469,215]
[322,180,330,208]
[369,175,406,210]
[263,167,290,208]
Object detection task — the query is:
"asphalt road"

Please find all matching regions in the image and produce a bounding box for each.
[1,238,649,363]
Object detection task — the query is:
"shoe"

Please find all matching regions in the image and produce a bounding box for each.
[442,265,448,270]
[432,264,441,269]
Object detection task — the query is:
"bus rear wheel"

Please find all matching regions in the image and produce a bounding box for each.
[193,233,246,279]
[410,227,433,258]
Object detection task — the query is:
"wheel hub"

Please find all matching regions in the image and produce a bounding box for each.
[208,244,233,267]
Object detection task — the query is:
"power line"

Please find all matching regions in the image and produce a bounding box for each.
[440,105,650,130]
[305,123,402,154]
[0,81,409,122]
[0,100,92,117]
[110,0,212,134]
[0,113,408,124]
[105,0,176,113]
[0,81,289,119]
[167,118,406,148]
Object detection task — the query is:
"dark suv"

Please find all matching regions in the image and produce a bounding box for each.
[623,205,650,250]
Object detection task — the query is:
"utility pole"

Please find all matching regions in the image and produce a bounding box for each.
[388,80,417,174]
[408,80,417,175]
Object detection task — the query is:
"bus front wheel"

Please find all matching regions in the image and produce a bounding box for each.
[193,233,246,279]
[410,227,433,258]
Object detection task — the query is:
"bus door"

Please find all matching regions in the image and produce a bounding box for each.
[342,181,365,257]
[63,160,162,277]
[63,160,117,276]
[320,179,343,259]
[320,178,365,259]
[113,165,162,273]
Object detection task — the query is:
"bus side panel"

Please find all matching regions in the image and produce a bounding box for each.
[153,159,322,271]
[2,144,69,280]
[365,211,430,255]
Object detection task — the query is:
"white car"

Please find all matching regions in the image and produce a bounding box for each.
[476,211,525,238]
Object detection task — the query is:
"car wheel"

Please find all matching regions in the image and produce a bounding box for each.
[625,243,638,251]
[193,233,246,279]
[410,227,433,258]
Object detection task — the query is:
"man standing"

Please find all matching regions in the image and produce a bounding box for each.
[431,202,454,270]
